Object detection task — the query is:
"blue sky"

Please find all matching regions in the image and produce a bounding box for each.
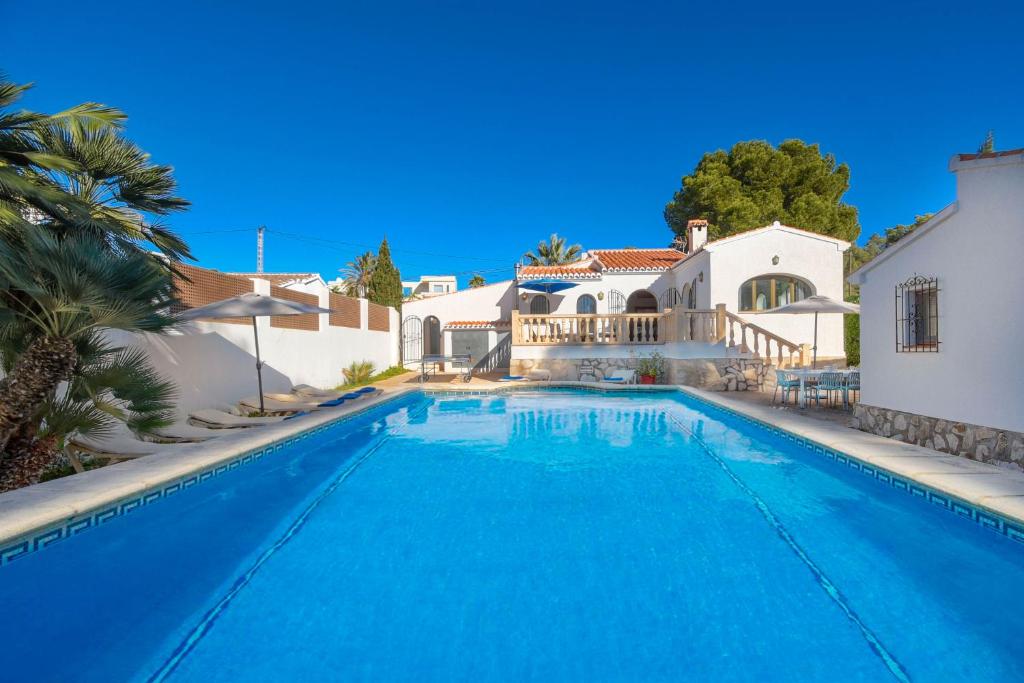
[7,0,1022,286]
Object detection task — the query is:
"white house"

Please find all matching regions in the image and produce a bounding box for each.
[402,220,849,387]
[402,275,458,299]
[848,148,1024,464]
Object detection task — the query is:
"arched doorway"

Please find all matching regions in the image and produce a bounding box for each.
[625,290,658,342]
[626,290,658,313]
[423,316,441,356]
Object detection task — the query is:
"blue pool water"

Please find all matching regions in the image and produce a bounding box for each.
[3,390,1024,682]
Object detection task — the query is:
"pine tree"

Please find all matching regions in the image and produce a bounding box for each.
[368,237,402,310]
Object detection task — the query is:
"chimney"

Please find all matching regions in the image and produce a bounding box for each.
[686,219,708,254]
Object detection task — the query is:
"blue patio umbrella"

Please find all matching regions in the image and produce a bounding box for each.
[518,278,579,293]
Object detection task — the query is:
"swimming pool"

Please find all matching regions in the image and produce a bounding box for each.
[2,389,1023,681]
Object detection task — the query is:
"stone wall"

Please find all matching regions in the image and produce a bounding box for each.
[510,356,770,391]
[851,404,1024,470]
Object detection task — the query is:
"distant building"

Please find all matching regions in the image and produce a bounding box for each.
[848,148,1024,464]
[402,275,457,299]
[230,272,326,295]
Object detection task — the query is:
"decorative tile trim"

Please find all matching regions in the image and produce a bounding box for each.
[0,392,412,568]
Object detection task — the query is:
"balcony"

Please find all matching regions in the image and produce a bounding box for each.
[510,307,810,367]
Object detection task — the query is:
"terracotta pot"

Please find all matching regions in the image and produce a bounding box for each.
[640,375,656,385]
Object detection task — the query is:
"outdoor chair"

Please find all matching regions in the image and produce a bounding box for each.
[844,371,861,407]
[807,371,846,407]
[773,370,801,405]
[602,369,636,385]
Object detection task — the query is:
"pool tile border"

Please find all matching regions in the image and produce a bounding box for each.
[0,389,416,567]
[673,387,1024,546]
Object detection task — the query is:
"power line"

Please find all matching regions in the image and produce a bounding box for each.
[181,226,520,265]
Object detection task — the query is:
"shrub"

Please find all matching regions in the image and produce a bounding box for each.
[342,361,375,385]
[844,313,860,367]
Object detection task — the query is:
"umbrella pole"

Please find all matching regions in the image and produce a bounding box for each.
[252,316,265,414]
[812,311,818,369]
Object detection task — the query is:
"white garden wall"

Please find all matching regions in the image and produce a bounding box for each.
[109,276,399,421]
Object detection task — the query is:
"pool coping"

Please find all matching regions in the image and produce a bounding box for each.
[3,381,1024,565]
[0,387,419,565]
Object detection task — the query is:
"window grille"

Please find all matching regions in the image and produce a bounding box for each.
[895,275,939,352]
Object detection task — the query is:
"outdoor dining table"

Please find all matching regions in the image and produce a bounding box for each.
[788,368,857,408]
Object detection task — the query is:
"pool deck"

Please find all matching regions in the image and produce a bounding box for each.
[3,376,1024,555]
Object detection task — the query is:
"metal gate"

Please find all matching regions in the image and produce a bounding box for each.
[402,315,422,364]
[608,289,625,314]
[659,287,679,311]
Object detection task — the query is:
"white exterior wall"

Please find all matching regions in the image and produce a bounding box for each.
[108,279,399,421]
[690,227,849,357]
[852,155,1024,432]
[401,281,517,357]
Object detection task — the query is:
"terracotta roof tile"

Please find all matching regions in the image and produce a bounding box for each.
[517,262,602,279]
[591,249,687,271]
[445,320,511,329]
[956,148,1024,161]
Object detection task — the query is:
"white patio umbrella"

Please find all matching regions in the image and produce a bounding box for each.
[764,295,860,368]
[177,293,332,413]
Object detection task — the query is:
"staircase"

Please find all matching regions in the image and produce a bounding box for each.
[717,307,810,368]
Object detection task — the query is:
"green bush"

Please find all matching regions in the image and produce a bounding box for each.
[337,364,410,390]
[844,313,860,367]
[342,361,375,386]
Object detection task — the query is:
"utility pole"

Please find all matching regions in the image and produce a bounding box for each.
[256,225,265,273]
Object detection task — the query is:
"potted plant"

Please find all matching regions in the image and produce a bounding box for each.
[636,352,665,385]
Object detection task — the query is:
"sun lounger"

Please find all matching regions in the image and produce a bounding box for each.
[498,375,527,382]
[69,435,173,459]
[237,396,324,413]
[601,369,636,385]
[291,384,344,399]
[148,423,228,443]
[526,370,551,381]
[188,409,289,429]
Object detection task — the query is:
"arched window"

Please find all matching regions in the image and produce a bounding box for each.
[530,295,550,314]
[739,275,813,312]
[576,294,597,314]
[626,290,658,313]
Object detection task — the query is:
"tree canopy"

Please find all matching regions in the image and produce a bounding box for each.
[664,139,860,246]
[468,274,486,288]
[368,237,402,310]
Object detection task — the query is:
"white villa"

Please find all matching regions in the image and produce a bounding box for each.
[849,148,1024,463]
[402,274,458,299]
[402,220,850,386]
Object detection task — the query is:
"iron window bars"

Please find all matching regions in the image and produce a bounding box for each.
[895,275,939,352]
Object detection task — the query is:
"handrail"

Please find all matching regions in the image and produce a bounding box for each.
[512,311,668,345]
[721,308,810,367]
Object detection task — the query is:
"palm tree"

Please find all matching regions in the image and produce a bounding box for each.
[339,251,376,297]
[0,328,176,491]
[0,77,126,236]
[523,233,583,266]
[0,229,177,458]
[468,274,486,288]
[27,114,192,263]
